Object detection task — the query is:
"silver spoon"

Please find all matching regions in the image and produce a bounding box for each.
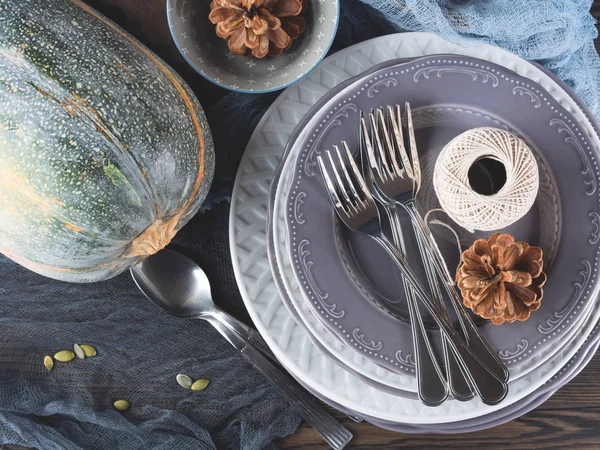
[131,249,352,450]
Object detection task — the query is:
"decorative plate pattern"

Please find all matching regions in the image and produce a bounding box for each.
[284,55,598,376]
[230,32,600,423]
[273,98,592,391]
[268,56,591,394]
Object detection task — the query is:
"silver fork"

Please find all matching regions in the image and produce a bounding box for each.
[361,110,473,402]
[365,104,509,384]
[317,144,508,405]
[355,138,449,406]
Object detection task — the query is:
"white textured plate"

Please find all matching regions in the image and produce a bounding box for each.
[230,32,600,423]
[290,321,600,433]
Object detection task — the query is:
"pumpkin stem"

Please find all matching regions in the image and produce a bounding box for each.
[125,215,181,258]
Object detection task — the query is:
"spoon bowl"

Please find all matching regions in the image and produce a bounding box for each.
[131,249,215,317]
[131,248,274,354]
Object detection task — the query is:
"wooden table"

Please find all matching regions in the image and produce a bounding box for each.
[281,359,600,449]
[11,1,600,449]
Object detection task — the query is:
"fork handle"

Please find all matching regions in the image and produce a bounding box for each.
[405,282,450,406]
[404,201,510,383]
[387,205,473,400]
[385,205,450,404]
[205,315,353,450]
[411,228,474,401]
[372,233,508,405]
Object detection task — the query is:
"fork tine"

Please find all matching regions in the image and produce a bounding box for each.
[369,111,391,180]
[358,111,370,176]
[378,107,404,180]
[317,153,350,216]
[340,140,367,203]
[360,113,382,179]
[334,144,363,208]
[387,105,414,180]
[341,141,374,206]
[325,149,358,213]
[376,109,395,170]
[405,102,421,191]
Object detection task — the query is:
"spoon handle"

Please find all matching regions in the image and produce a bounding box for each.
[208,310,362,423]
[205,316,353,450]
[208,309,278,363]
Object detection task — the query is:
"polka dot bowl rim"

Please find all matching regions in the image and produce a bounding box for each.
[166,0,340,94]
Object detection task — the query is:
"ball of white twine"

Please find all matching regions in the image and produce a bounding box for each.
[433,127,539,233]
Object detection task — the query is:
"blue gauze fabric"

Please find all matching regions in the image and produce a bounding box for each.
[0,1,598,450]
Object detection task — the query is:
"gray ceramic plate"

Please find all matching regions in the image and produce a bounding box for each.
[268,56,598,395]
[268,54,600,431]
[284,55,600,376]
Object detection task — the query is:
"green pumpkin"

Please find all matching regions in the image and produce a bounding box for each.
[0,0,214,282]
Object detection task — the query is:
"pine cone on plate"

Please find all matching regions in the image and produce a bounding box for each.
[456,233,547,325]
[209,0,306,58]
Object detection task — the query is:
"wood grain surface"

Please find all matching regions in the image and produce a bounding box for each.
[278,356,600,449]
[5,1,600,449]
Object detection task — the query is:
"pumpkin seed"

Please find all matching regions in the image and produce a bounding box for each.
[80,344,97,357]
[113,400,130,411]
[73,344,85,360]
[54,350,75,362]
[176,374,193,389]
[43,356,54,371]
[191,378,210,391]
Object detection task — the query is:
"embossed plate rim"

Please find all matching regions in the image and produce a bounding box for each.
[284,54,598,376]
[273,94,592,393]
[269,56,597,392]
[230,32,600,423]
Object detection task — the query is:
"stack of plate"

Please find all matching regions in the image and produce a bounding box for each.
[230,32,600,432]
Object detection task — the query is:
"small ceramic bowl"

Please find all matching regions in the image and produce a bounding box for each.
[167,0,339,93]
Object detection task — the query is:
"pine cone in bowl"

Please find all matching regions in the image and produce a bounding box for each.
[456,233,547,325]
[209,0,306,58]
